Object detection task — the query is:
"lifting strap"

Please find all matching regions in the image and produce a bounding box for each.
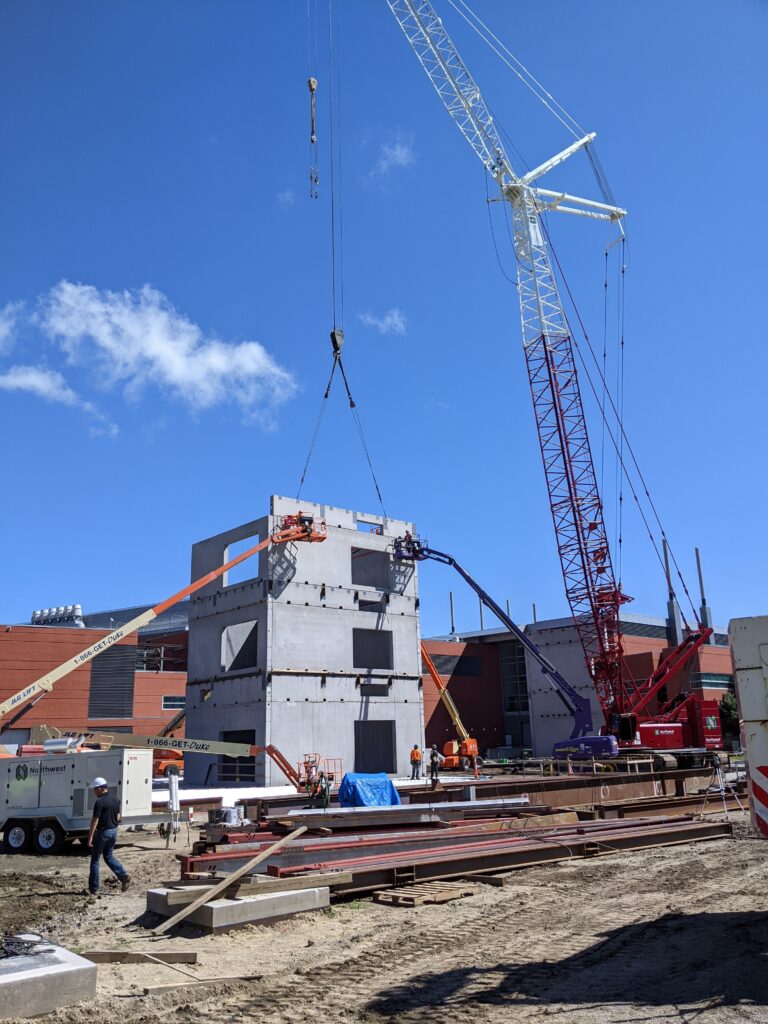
[296,328,386,515]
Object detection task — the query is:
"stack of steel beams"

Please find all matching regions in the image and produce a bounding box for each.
[177,815,731,895]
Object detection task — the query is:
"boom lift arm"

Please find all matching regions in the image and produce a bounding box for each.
[29,725,332,792]
[0,514,326,727]
[396,535,593,738]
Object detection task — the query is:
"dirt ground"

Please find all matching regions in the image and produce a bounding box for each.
[1,813,766,1024]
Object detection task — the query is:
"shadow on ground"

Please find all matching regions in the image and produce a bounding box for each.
[367,911,768,1020]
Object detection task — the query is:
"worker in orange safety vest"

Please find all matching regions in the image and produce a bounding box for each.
[410,744,422,780]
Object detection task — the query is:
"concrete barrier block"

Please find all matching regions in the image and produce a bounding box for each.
[0,939,97,1019]
[147,886,330,931]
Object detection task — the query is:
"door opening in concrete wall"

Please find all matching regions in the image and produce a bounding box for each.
[224,534,261,587]
[219,729,256,783]
[356,519,383,535]
[353,627,393,670]
[354,720,396,773]
[351,547,390,589]
[221,620,259,673]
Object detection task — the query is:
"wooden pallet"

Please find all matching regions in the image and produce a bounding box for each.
[374,881,480,907]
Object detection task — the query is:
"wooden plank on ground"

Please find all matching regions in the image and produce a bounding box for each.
[151,826,307,936]
[161,871,353,906]
[143,974,262,995]
[82,950,199,964]
[375,881,480,907]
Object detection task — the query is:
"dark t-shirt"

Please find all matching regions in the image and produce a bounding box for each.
[92,793,120,831]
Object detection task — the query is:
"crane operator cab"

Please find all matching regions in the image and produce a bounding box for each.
[393,531,424,561]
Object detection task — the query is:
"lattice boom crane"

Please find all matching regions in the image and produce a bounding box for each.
[387,1,714,747]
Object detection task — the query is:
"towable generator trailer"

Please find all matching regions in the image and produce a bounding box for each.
[0,748,168,854]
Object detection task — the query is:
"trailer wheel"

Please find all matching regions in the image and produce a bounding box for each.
[33,822,65,856]
[163,763,180,778]
[3,820,33,854]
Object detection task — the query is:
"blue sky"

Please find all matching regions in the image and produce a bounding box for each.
[0,0,765,638]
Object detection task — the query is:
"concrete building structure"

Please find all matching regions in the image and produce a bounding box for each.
[183,496,424,786]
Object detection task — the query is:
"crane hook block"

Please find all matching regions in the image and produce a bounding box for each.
[330,328,344,354]
[308,77,318,93]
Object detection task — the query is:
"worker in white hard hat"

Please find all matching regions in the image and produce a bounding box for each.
[86,777,131,896]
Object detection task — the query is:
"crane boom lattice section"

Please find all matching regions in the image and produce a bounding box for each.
[512,194,630,719]
[386,0,512,181]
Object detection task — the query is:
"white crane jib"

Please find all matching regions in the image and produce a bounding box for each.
[386,2,625,225]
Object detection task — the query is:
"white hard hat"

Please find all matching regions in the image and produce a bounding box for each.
[90,777,108,789]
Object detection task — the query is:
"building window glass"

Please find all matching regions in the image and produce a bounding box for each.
[162,695,186,711]
[499,640,529,714]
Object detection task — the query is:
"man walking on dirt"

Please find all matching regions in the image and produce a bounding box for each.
[410,744,422,780]
[86,777,131,896]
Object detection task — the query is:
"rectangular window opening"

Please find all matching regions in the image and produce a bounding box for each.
[359,598,385,614]
[351,547,390,589]
[360,683,390,697]
[224,534,261,588]
[356,519,383,534]
[162,695,186,711]
[221,620,259,673]
[353,627,393,670]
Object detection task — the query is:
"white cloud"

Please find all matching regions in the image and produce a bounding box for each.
[369,135,414,180]
[358,308,407,336]
[277,189,296,208]
[37,281,297,425]
[424,397,449,412]
[0,364,118,436]
[0,301,23,354]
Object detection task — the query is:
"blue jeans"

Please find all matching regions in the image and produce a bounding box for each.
[89,828,127,893]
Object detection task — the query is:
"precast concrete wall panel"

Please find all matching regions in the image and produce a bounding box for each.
[185,496,423,786]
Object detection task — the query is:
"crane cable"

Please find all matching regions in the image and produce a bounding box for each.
[445,0,585,140]
[307,0,319,197]
[296,0,386,514]
[540,218,699,628]
[452,0,697,626]
[446,0,622,234]
[615,238,626,588]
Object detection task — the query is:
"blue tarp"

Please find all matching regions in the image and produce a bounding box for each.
[338,772,402,807]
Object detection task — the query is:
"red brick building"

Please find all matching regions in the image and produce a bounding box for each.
[421,639,505,752]
[424,612,735,756]
[0,625,186,745]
